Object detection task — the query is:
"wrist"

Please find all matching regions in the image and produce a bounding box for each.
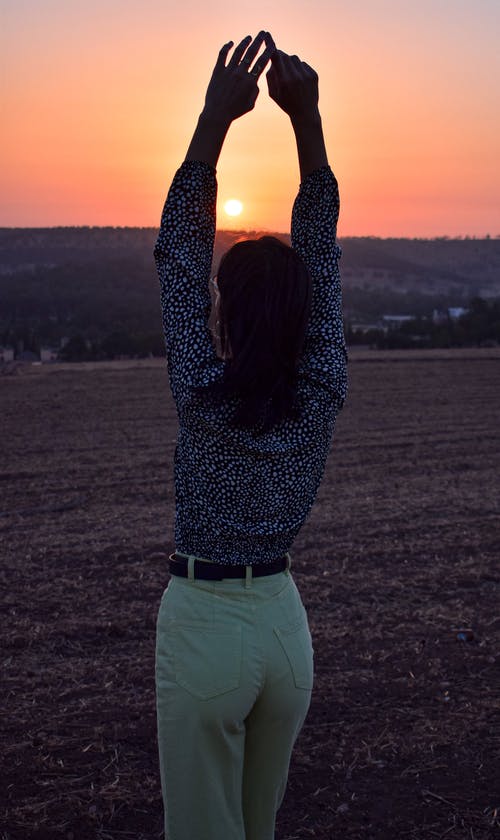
[185,109,231,169]
[199,108,232,132]
[290,109,322,132]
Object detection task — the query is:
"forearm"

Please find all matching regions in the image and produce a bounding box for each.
[291,109,328,181]
[185,110,231,169]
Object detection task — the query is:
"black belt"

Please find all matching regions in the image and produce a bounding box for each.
[169,553,290,580]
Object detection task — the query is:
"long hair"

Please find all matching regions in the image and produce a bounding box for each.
[195,235,312,434]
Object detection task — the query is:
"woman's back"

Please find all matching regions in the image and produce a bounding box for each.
[154,161,347,565]
[175,372,337,563]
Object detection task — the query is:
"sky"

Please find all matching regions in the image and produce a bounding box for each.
[2,0,499,236]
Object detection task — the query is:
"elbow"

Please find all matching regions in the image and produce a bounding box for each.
[153,240,163,260]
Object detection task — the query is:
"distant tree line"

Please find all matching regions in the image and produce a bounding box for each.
[3,295,498,361]
[0,258,166,360]
[1,246,499,359]
[346,297,500,349]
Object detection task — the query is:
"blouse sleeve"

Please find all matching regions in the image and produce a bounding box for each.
[291,165,348,407]
[153,159,221,410]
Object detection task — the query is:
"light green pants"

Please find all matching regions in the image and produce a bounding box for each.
[155,553,314,840]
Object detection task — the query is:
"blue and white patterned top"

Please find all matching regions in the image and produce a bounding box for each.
[154,160,347,565]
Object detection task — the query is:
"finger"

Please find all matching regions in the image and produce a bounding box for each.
[214,40,234,73]
[249,34,277,80]
[263,31,277,56]
[227,34,253,68]
[239,29,266,68]
[262,30,277,59]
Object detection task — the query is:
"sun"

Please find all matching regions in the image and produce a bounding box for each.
[224,199,243,217]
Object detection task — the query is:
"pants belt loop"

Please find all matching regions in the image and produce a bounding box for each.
[187,556,196,580]
[245,565,252,590]
[285,552,291,575]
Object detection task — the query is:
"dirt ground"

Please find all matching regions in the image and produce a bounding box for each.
[1,349,499,840]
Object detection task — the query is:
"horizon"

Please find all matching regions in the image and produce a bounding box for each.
[1,226,499,242]
[2,0,500,236]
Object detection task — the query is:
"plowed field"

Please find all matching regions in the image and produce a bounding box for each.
[2,349,499,840]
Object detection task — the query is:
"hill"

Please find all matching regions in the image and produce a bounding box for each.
[0,228,499,355]
[1,227,499,297]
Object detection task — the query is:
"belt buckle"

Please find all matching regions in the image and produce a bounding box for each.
[187,557,225,581]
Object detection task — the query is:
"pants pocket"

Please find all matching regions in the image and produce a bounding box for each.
[172,623,242,700]
[274,615,314,690]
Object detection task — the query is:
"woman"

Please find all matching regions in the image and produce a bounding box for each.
[154,31,347,840]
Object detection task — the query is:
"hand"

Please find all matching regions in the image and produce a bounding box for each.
[202,31,276,124]
[266,50,320,123]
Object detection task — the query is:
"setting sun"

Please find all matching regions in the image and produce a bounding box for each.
[224,199,243,218]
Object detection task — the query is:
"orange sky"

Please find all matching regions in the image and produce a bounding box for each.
[2,0,499,236]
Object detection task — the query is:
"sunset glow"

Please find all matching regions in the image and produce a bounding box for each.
[1,0,499,236]
[224,199,243,217]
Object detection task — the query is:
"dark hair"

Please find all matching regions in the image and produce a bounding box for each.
[194,235,312,434]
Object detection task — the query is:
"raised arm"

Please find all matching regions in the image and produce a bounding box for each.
[267,50,328,181]
[267,51,347,405]
[185,32,276,168]
[154,32,276,411]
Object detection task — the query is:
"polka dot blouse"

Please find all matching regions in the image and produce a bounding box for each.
[154,160,347,565]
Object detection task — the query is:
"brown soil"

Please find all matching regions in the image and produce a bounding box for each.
[1,350,499,840]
